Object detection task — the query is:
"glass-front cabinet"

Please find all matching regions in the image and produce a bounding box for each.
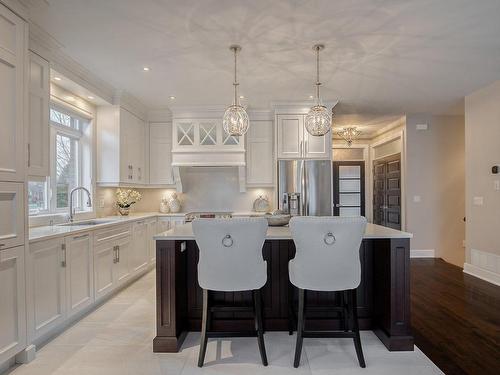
[173,119,243,151]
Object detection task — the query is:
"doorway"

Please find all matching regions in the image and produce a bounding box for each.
[373,154,401,229]
[332,161,365,216]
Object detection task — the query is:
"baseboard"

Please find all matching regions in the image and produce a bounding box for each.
[463,263,500,286]
[410,249,435,258]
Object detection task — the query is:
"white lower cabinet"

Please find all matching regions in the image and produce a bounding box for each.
[131,220,148,273]
[24,217,156,357]
[114,235,132,284]
[0,245,26,365]
[157,217,171,234]
[146,218,158,263]
[26,238,66,341]
[94,240,116,301]
[65,234,94,318]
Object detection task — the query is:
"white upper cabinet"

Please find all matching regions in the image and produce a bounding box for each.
[276,114,331,160]
[149,122,173,185]
[246,120,274,186]
[96,106,147,186]
[27,51,50,178]
[0,4,26,182]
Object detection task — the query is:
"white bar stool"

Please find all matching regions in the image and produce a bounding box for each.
[192,218,269,367]
[288,216,367,368]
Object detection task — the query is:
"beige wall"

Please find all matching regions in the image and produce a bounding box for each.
[96,167,275,216]
[464,81,500,278]
[406,114,465,267]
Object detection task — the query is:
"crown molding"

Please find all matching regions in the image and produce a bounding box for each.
[2,0,29,19]
[28,20,147,118]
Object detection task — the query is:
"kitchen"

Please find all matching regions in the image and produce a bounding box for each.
[1,1,499,375]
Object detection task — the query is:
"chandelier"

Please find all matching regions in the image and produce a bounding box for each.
[305,44,331,136]
[337,127,361,147]
[222,45,249,136]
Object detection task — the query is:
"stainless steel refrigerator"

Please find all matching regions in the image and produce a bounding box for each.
[278,160,332,216]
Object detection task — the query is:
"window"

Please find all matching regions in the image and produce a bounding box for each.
[28,105,92,216]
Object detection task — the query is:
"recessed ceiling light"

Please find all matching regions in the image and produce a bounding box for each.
[54,77,62,81]
[309,95,314,99]
[87,96,94,100]
[169,96,176,100]
[66,96,75,101]
[239,95,245,99]
[143,67,150,71]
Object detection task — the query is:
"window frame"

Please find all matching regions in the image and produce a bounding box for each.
[28,102,94,218]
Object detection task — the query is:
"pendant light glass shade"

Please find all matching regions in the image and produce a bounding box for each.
[305,44,331,136]
[223,45,249,136]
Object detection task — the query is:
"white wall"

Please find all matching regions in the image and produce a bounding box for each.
[405,115,465,266]
[464,80,500,284]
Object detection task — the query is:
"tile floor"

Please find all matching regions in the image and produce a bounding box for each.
[7,271,443,375]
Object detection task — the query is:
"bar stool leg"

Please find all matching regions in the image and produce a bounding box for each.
[293,288,305,368]
[198,289,209,367]
[343,290,350,332]
[350,289,366,368]
[288,283,295,335]
[253,289,268,366]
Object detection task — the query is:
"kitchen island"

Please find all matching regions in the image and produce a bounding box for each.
[153,223,413,353]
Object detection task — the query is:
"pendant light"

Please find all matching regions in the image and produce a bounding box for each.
[305,44,331,136]
[337,127,361,147]
[222,45,249,136]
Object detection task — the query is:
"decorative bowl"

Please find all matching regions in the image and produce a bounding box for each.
[264,213,291,226]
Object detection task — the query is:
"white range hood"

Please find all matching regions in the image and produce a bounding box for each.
[171,113,247,193]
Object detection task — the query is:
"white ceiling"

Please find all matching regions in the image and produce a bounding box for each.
[28,0,500,115]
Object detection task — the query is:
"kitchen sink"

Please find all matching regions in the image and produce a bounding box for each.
[59,219,117,227]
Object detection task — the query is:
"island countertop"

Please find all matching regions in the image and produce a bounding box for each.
[154,222,413,241]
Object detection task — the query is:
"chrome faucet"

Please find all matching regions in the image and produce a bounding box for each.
[69,187,92,222]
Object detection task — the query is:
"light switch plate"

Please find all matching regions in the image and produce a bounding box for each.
[494,180,500,191]
[473,196,484,206]
[413,195,421,203]
[416,123,428,130]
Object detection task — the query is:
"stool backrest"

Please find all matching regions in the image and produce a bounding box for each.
[192,218,268,292]
[289,216,367,291]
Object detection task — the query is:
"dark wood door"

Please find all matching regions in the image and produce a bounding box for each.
[332,161,365,216]
[373,154,401,230]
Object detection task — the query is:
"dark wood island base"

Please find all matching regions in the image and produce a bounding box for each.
[153,236,413,353]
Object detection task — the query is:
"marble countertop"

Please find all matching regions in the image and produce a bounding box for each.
[28,211,269,243]
[29,212,185,243]
[154,222,413,240]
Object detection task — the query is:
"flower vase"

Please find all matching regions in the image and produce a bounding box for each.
[118,206,130,216]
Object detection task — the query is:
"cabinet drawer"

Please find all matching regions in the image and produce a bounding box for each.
[0,182,25,250]
[94,224,131,247]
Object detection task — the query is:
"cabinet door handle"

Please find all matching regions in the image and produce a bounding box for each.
[27,143,31,167]
[113,245,117,263]
[300,140,303,156]
[61,244,67,267]
[73,234,88,240]
[117,245,120,262]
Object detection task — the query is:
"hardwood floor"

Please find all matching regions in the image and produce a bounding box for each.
[411,258,500,375]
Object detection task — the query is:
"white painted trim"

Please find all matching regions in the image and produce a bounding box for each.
[410,249,436,258]
[463,263,500,286]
